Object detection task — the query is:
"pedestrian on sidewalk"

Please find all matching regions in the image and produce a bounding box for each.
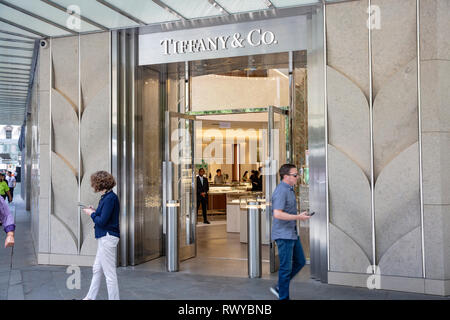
[270,164,310,300]
[5,171,16,203]
[0,195,15,248]
[82,171,120,300]
[0,173,12,203]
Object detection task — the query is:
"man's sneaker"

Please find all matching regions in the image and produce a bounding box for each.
[270,286,279,299]
[204,220,211,224]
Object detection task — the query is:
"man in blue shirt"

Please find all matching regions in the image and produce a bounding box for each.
[270,164,310,300]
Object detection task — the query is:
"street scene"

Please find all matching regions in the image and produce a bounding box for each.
[0,0,449,306]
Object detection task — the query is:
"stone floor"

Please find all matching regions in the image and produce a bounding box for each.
[1,196,449,300]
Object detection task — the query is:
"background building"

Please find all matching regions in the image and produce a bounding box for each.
[0,125,21,172]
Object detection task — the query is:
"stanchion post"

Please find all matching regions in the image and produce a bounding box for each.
[247,201,262,278]
[166,200,180,272]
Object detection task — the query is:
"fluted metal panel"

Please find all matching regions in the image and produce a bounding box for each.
[48,38,52,253]
[416,0,425,278]
[166,199,179,272]
[247,202,262,278]
[368,0,376,273]
[77,34,81,254]
[129,29,137,265]
[307,4,327,282]
[119,30,128,266]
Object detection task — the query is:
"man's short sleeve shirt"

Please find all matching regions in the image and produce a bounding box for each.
[271,181,298,240]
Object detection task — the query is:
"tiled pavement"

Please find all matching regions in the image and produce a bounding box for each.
[1,196,449,300]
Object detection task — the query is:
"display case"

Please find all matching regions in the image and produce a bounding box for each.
[207,183,253,211]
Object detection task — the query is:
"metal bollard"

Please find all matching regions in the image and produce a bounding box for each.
[247,201,262,278]
[166,200,180,272]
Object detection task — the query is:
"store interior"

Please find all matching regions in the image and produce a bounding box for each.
[136,51,309,276]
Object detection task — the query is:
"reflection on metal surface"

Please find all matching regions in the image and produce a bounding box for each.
[307,4,327,283]
[323,2,330,276]
[368,0,376,274]
[416,0,425,278]
[166,202,180,207]
[165,98,197,262]
[113,29,158,266]
[48,37,52,252]
[247,201,262,278]
[128,10,324,275]
[134,63,164,264]
[96,0,146,25]
[166,199,180,272]
[77,34,81,255]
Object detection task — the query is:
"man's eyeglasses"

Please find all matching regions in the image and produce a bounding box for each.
[288,173,299,177]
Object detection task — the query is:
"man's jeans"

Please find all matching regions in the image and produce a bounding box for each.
[275,237,306,300]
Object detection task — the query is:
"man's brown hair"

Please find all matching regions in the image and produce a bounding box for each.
[279,164,297,180]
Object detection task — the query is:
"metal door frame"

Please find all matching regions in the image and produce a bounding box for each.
[187,106,289,273]
[164,110,197,262]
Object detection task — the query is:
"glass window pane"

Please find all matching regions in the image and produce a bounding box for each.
[0,3,70,37]
[0,47,33,58]
[7,0,100,33]
[0,62,30,70]
[0,56,32,65]
[0,32,35,43]
[52,0,139,29]
[271,0,319,8]
[190,53,289,111]
[0,21,40,39]
[161,0,223,19]
[215,0,269,14]
[105,0,179,24]
[0,40,34,49]
[1,48,33,59]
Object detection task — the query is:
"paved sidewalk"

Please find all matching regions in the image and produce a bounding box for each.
[1,197,449,300]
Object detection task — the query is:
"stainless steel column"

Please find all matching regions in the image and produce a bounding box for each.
[162,161,174,237]
[307,4,328,283]
[247,201,262,278]
[166,200,180,272]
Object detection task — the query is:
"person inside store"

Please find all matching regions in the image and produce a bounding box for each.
[82,171,120,300]
[0,173,12,203]
[0,195,15,248]
[214,169,224,184]
[258,167,263,190]
[270,164,310,300]
[5,171,16,203]
[242,171,249,182]
[250,170,262,191]
[250,170,257,190]
[197,168,210,224]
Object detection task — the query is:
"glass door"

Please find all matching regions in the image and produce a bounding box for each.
[265,106,289,273]
[187,106,289,272]
[133,65,164,265]
[165,111,197,262]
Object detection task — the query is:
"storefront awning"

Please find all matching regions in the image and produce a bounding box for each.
[0,0,353,125]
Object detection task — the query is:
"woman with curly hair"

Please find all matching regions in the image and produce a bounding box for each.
[82,171,120,300]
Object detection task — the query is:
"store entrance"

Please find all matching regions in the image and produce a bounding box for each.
[181,107,289,277]
[136,51,309,278]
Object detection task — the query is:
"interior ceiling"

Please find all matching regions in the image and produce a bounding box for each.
[161,51,306,77]
[0,0,346,125]
[199,113,270,124]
